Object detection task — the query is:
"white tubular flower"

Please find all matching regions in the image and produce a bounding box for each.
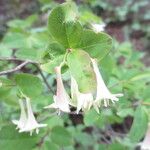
[71,77,93,114]
[12,99,27,130]
[20,98,47,136]
[91,23,106,33]
[45,66,70,113]
[140,125,150,150]
[91,59,123,113]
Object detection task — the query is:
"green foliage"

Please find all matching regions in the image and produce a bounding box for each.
[0,126,39,150]
[42,142,59,150]
[7,15,38,29]
[50,126,73,147]
[77,30,112,60]
[41,2,112,93]
[15,74,43,98]
[128,107,148,142]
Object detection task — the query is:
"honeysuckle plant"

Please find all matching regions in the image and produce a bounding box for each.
[0,1,149,150]
[12,1,122,128]
[41,2,123,114]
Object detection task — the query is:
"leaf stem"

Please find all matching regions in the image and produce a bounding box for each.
[60,51,70,68]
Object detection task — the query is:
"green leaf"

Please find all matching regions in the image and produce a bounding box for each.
[63,146,75,150]
[45,116,63,128]
[128,106,148,142]
[64,22,83,48]
[74,132,94,146]
[2,33,27,49]
[67,50,96,93]
[0,78,13,99]
[15,73,43,98]
[0,125,39,150]
[0,78,18,105]
[44,42,66,59]
[48,2,78,48]
[41,55,64,74]
[41,42,69,73]
[78,30,112,60]
[15,49,39,61]
[117,108,134,118]
[129,72,150,82]
[51,126,73,147]
[84,109,99,126]
[42,142,59,150]
[107,142,127,150]
[99,54,115,82]
[7,15,38,29]
[0,44,12,57]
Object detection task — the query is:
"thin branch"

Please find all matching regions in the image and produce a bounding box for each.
[0,61,29,76]
[0,57,38,64]
[37,129,51,147]
[33,64,54,94]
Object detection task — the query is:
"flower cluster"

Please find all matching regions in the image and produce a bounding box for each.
[45,58,123,114]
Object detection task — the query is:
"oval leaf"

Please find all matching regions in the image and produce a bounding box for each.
[48,2,78,48]
[15,73,43,98]
[0,125,39,150]
[67,50,96,93]
[51,126,73,147]
[78,30,112,60]
[128,106,148,142]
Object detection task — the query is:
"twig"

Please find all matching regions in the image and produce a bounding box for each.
[0,57,38,64]
[37,129,51,147]
[33,64,54,94]
[0,61,29,76]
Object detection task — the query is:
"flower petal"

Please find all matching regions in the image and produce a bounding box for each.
[20,98,47,135]
[12,99,27,130]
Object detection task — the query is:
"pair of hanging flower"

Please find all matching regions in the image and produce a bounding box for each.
[13,58,123,135]
[45,58,123,114]
[12,97,47,136]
